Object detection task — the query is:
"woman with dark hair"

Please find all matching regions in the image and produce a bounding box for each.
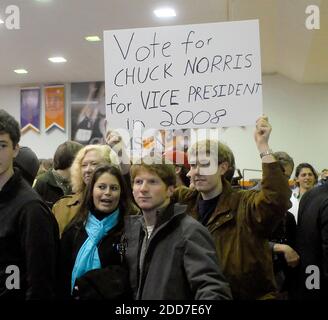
[53,144,119,236]
[290,162,318,223]
[59,164,132,299]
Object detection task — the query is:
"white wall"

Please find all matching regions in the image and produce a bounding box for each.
[264,74,328,176]
[1,75,327,177]
[0,84,70,159]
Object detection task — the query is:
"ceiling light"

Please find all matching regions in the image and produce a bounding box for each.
[48,56,67,63]
[0,19,4,24]
[154,7,176,18]
[85,35,101,42]
[14,69,28,74]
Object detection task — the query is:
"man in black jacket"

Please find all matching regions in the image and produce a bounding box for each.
[0,109,59,300]
[291,180,328,300]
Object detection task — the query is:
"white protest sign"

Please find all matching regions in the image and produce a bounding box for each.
[104,20,262,132]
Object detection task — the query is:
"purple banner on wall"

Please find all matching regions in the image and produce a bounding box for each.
[20,87,41,133]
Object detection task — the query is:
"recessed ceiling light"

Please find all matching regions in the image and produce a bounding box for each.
[48,56,67,63]
[14,69,28,74]
[85,35,101,42]
[0,19,4,24]
[154,7,176,18]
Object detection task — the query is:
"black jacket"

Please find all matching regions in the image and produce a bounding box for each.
[0,169,59,300]
[124,202,232,300]
[292,182,328,300]
[270,211,297,293]
[59,215,130,299]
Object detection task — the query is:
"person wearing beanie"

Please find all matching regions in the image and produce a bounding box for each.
[13,146,40,186]
[0,109,59,300]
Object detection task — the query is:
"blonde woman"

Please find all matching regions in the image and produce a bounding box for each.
[52,144,119,236]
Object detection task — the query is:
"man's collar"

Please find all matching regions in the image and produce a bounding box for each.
[141,202,186,231]
[0,168,21,198]
[192,178,234,219]
[0,167,15,191]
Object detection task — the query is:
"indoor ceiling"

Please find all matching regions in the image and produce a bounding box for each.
[0,0,327,86]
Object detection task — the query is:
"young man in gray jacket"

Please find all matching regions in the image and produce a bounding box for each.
[124,155,232,300]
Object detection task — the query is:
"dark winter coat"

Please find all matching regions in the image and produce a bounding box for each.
[291,182,328,300]
[124,202,232,300]
[0,169,59,300]
[59,215,130,300]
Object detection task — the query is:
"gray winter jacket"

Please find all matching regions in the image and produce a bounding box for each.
[124,202,232,300]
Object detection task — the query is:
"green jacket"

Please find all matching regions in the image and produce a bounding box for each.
[34,170,67,209]
[174,162,291,300]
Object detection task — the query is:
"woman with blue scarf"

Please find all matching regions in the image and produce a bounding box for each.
[59,164,133,299]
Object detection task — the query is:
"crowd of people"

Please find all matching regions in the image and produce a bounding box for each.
[0,108,327,300]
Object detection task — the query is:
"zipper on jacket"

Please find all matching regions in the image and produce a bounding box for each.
[136,213,184,298]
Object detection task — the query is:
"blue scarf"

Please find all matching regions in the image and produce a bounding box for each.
[71,208,120,291]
